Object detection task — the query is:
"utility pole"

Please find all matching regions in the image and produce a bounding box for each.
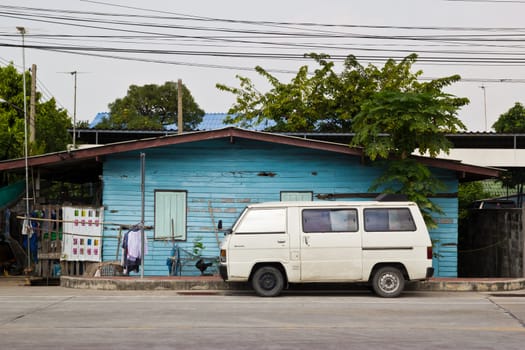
[72,71,77,148]
[59,70,86,148]
[17,25,31,280]
[30,64,38,206]
[30,64,36,144]
[177,79,183,134]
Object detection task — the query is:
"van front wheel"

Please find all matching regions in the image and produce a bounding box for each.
[372,266,405,298]
[252,266,284,297]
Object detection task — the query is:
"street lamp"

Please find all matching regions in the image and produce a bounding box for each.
[16,26,32,277]
[0,98,23,112]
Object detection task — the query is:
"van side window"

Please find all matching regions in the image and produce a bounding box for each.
[302,209,358,233]
[364,208,416,232]
[236,208,286,234]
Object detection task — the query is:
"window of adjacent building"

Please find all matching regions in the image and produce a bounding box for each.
[236,208,286,234]
[302,209,358,233]
[281,191,313,201]
[154,190,187,240]
[364,208,416,232]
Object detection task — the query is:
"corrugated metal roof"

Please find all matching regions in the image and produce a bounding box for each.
[480,179,517,197]
[189,113,275,131]
[164,113,235,131]
[91,112,275,131]
[89,112,109,128]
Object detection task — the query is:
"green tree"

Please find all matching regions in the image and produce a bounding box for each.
[0,63,72,186]
[457,181,490,255]
[217,53,347,132]
[492,102,525,133]
[98,81,205,130]
[350,69,468,226]
[498,168,525,208]
[218,53,468,227]
[216,53,452,133]
[350,75,468,160]
[458,182,490,220]
[0,64,27,161]
[0,63,71,159]
[35,99,71,153]
[492,102,525,207]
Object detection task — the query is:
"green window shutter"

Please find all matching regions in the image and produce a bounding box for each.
[155,191,186,240]
[281,191,313,201]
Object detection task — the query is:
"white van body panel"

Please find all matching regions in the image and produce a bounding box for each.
[220,201,433,291]
[226,206,291,280]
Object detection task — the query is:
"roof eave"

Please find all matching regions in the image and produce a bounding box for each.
[0,127,499,180]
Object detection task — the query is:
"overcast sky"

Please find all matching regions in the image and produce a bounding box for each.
[1,0,525,131]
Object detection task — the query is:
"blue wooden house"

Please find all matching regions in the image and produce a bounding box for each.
[0,127,499,277]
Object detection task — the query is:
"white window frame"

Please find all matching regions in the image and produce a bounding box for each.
[281,191,313,201]
[154,190,187,240]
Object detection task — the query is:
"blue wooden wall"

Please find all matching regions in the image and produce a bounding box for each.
[100,138,458,277]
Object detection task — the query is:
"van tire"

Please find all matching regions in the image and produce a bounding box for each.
[372,266,405,298]
[252,266,284,297]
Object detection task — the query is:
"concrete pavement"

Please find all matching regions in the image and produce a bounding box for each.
[1,287,524,350]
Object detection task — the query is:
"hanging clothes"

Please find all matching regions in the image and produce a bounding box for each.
[121,226,148,275]
[21,216,38,264]
[166,244,181,276]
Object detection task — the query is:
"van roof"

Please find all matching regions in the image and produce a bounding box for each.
[246,201,418,208]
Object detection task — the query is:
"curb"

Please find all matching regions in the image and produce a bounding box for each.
[60,276,525,292]
[412,278,525,292]
[60,276,247,291]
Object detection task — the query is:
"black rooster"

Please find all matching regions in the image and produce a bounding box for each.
[195,259,213,275]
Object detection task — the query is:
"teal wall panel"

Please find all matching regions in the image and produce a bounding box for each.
[100,138,459,277]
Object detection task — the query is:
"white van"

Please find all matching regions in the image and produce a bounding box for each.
[219,201,434,297]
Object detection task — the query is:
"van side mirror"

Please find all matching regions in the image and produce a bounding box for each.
[218,220,223,230]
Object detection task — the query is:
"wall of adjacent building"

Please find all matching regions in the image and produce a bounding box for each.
[460,208,524,277]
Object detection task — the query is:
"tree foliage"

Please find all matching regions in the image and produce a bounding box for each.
[0,63,71,160]
[457,181,490,249]
[492,102,525,207]
[351,76,468,160]
[369,160,446,226]
[98,81,205,131]
[35,98,72,154]
[458,181,490,220]
[217,52,402,132]
[492,102,525,133]
[217,53,469,227]
[498,167,525,208]
[348,59,468,227]
[217,54,342,132]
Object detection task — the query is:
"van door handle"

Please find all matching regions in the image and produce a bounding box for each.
[304,236,310,246]
[277,240,286,244]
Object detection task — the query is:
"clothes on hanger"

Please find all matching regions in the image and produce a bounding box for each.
[121,226,148,275]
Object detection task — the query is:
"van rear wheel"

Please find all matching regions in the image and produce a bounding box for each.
[252,266,284,297]
[372,266,405,298]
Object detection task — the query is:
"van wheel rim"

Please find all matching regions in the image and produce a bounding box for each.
[259,273,276,290]
[379,273,399,292]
